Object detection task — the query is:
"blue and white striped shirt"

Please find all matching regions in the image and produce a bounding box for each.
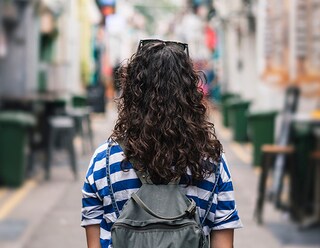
[81,141,242,247]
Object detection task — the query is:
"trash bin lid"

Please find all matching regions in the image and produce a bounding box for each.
[0,111,36,127]
[225,98,241,105]
[227,99,251,108]
[221,92,240,100]
[247,110,278,119]
[292,122,312,136]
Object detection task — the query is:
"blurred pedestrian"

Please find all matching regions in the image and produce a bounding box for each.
[81,39,242,248]
[112,62,121,97]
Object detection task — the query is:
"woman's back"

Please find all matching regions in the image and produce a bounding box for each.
[82,39,242,248]
[82,141,241,247]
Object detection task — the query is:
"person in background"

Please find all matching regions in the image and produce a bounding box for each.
[81,39,242,248]
[112,60,121,98]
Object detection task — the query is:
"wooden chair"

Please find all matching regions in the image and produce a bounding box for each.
[254,86,300,224]
[255,144,295,224]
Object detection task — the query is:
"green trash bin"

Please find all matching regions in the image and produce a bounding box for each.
[220,93,240,127]
[291,122,316,217]
[247,111,278,166]
[227,99,251,142]
[0,112,36,187]
[72,95,87,108]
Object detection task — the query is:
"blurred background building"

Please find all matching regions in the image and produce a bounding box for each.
[0,0,320,247]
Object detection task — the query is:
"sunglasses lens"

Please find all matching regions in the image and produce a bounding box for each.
[138,40,188,55]
[141,39,161,47]
[168,42,186,51]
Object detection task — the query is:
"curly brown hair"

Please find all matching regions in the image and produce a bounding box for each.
[110,40,222,184]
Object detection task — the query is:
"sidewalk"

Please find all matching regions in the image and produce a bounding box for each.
[0,103,319,248]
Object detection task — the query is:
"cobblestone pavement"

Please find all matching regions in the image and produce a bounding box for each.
[0,102,319,248]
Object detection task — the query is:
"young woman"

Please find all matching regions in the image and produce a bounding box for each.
[81,39,242,248]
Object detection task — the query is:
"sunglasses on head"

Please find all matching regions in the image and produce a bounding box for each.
[137,39,189,57]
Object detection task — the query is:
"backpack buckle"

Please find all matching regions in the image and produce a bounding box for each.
[185,199,196,218]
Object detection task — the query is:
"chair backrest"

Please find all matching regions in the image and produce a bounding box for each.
[276,86,300,146]
[283,86,300,114]
[271,86,300,204]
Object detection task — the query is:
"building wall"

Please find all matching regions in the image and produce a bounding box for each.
[25,5,40,93]
[47,0,81,94]
[78,0,93,85]
[46,0,102,94]
[219,0,286,112]
[219,0,318,141]
[215,0,318,115]
[0,3,39,95]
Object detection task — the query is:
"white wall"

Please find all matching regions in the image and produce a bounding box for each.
[48,0,81,94]
[219,0,286,113]
[220,0,318,142]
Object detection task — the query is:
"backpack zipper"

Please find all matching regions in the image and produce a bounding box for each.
[112,222,200,231]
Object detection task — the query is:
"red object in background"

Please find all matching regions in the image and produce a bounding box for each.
[205,25,217,51]
[101,6,115,16]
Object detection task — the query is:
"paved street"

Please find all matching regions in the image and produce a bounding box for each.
[0,102,319,248]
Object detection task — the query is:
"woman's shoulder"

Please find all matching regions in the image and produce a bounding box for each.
[203,153,233,186]
[86,140,126,179]
[91,139,124,160]
[183,154,231,190]
[202,153,232,182]
[219,153,233,183]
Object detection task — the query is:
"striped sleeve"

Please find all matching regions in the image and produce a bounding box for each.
[211,155,243,230]
[81,144,106,227]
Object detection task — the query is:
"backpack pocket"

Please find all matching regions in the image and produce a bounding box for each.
[112,221,207,248]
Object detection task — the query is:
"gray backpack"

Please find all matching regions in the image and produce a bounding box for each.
[106,142,220,248]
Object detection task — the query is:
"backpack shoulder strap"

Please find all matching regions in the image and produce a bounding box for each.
[116,139,150,185]
[106,139,120,218]
[134,170,150,184]
[201,162,220,226]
